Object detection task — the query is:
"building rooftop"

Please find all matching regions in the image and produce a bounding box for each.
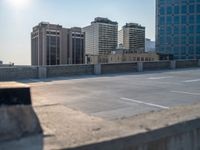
[92,17,118,25]
[123,23,145,29]
[33,22,63,31]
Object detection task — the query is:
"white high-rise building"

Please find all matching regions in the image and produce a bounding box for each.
[119,23,145,53]
[145,38,155,52]
[82,17,118,56]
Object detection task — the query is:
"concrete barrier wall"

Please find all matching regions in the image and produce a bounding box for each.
[143,61,171,71]
[46,64,94,78]
[176,60,199,68]
[67,119,200,150]
[101,62,138,74]
[0,60,199,81]
[0,66,38,81]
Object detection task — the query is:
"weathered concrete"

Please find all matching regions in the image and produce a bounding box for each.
[198,59,200,67]
[0,106,42,142]
[0,66,38,81]
[101,62,137,74]
[31,102,200,150]
[176,60,199,68]
[0,82,31,105]
[143,61,171,71]
[0,60,199,81]
[38,67,47,79]
[137,62,143,72]
[46,64,94,78]
[0,134,43,150]
[64,119,200,150]
[170,60,176,69]
[94,64,101,75]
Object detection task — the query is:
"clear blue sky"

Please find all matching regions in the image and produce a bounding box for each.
[0,0,155,65]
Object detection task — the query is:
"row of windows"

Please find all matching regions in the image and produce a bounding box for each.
[159,25,200,34]
[46,31,60,35]
[173,55,200,59]
[159,36,200,44]
[159,0,200,4]
[159,15,200,25]
[158,46,200,55]
[72,34,84,37]
[159,4,200,15]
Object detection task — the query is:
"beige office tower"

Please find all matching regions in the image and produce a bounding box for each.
[31,22,84,66]
[119,23,145,53]
[82,17,118,55]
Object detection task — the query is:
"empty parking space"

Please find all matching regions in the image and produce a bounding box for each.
[28,68,200,120]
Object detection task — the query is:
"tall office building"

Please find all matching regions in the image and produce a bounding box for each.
[156,0,200,59]
[31,22,84,66]
[82,17,118,55]
[119,23,145,53]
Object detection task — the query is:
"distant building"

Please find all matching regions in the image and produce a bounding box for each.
[119,23,145,53]
[0,61,14,67]
[31,22,85,66]
[145,38,155,52]
[86,52,159,64]
[82,17,118,55]
[156,0,200,60]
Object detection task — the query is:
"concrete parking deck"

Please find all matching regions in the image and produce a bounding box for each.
[1,68,200,149]
[28,68,200,120]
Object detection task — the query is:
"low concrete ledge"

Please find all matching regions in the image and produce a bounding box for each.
[0,105,43,142]
[35,103,200,150]
[0,82,31,105]
[64,119,200,150]
[0,82,42,143]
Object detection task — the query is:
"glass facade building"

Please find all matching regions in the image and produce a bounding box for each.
[156,0,200,60]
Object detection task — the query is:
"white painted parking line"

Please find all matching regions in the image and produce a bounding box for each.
[183,79,200,83]
[170,91,200,96]
[148,76,173,80]
[120,97,169,109]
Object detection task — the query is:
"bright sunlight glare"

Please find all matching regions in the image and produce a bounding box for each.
[6,0,31,10]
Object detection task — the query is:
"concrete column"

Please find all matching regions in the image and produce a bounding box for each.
[198,59,200,67]
[94,64,101,75]
[170,60,176,70]
[38,66,47,79]
[137,62,143,72]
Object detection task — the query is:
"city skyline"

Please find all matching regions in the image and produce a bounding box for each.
[0,0,155,65]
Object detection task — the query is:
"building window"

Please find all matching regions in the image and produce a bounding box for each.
[189,16,195,24]
[167,7,172,14]
[189,26,194,34]
[167,16,172,24]
[181,26,187,34]
[174,16,179,24]
[181,5,187,14]
[189,5,195,13]
[174,5,179,14]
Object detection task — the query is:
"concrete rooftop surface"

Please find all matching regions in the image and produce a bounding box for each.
[1,68,200,149]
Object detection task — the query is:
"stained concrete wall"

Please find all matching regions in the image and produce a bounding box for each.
[176,60,199,68]
[143,61,171,71]
[0,60,199,81]
[46,64,94,78]
[0,106,42,142]
[0,66,38,81]
[101,62,138,74]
